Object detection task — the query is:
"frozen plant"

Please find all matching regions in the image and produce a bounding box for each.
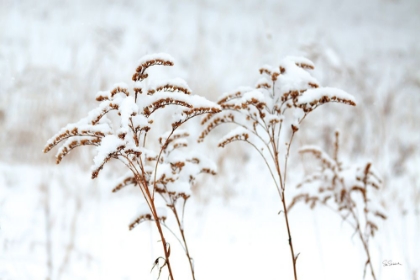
[289,131,386,280]
[44,53,221,280]
[199,56,356,280]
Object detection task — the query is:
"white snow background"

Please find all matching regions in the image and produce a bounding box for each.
[0,0,419,279]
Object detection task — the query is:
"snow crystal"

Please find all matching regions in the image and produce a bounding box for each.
[134,204,151,218]
[255,77,271,87]
[55,136,92,158]
[219,127,249,145]
[137,53,175,66]
[297,87,356,105]
[95,90,111,100]
[44,118,112,148]
[217,86,254,103]
[222,89,265,108]
[145,91,219,111]
[139,147,157,159]
[187,95,221,109]
[165,149,187,163]
[243,89,265,102]
[149,78,192,93]
[118,96,138,134]
[155,163,174,181]
[112,82,128,89]
[131,114,149,129]
[166,181,191,196]
[260,64,274,73]
[280,56,315,69]
[276,57,319,94]
[263,114,284,124]
[85,93,126,124]
[92,135,125,170]
[130,203,168,224]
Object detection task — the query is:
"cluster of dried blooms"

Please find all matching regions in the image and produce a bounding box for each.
[44,53,380,280]
[199,57,356,149]
[199,56,356,280]
[289,131,385,280]
[44,53,220,280]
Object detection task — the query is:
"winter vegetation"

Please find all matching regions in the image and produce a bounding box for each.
[198,56,357,279]
[44,53,220,280]
[289,132,386,279]
[1,0,419,280]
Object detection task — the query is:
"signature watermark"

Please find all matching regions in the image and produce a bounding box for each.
[382,260,402,267]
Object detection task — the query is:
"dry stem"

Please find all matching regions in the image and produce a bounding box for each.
[172,204,195,280]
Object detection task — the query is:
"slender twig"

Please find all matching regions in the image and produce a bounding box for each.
[152,129,175,199]
[280,192,298,280]
[44,54,222,280]
[349,207,376,280]
[142,180,176,280]
[172,204,196,280]
[277,147,298,280]
[161,222,186,252]
[230,118,276,162]
[283,135,293,188]
[244,139,280,193]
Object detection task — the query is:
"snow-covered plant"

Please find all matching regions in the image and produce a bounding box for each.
[44,53,221,280]
[289,131,386,280]
[199,56,356,280]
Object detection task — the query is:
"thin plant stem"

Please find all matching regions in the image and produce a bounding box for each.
[230,118,276,162]
[152,129,175,199]
[280,190,298,280]
[275,122,301,279]
[283,132,295,191]
[172,204,196,280]
[142,181,176,280]
[349,207,376,280]
[244,139,281,194]
[161,222,187,252]
[276,142,298,280]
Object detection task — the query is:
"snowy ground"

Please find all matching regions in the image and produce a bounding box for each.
[1,0,419,279]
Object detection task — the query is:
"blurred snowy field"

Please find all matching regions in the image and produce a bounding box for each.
[0,0,419,279]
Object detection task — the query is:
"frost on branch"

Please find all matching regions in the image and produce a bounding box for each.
[218,127,250,148]
[129,204,167,230]
[152,129,217,202]
[296,87,356,112]
[289,132,386,238]
[112,171,137,193]
[196,56,359,280]
[199,56,356,152]
[132,53,174,82]
[44,54,219,280]
[44,53,220,232]
[288,132,385,279]
[147,78,192,95]
[92,135,126,179]
[44,117,112,163]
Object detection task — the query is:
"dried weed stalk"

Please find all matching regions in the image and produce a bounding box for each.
[44,53,220,280]
[289,131,386,279]
[199,56,356,279]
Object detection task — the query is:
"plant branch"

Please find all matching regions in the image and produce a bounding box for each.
[171,202,196,280]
